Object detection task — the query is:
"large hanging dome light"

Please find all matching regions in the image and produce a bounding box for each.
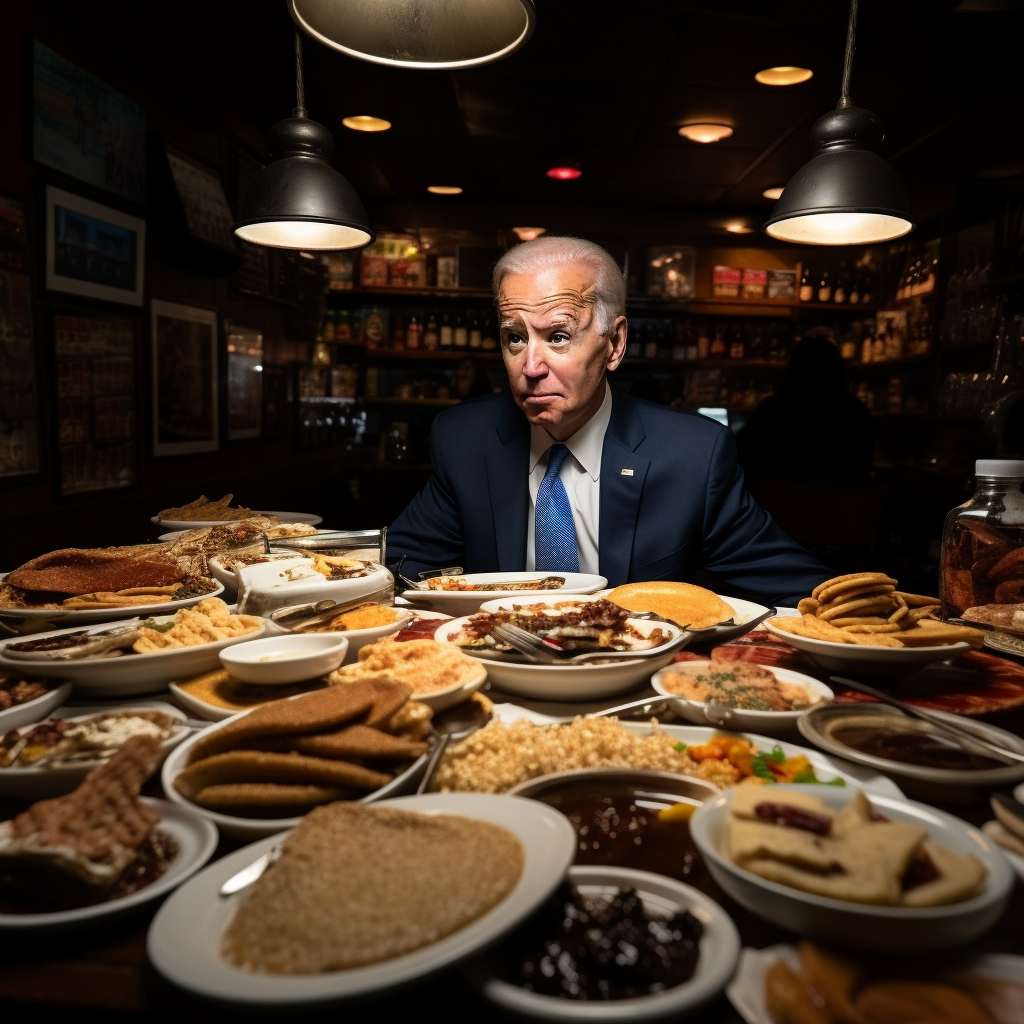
[763,0,913,246]
[234,35,373,250]
[288,0,535,69]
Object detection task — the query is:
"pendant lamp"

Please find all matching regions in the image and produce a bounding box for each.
[288,0,535,69]
[234,33,373,251]
[763,0,913,246]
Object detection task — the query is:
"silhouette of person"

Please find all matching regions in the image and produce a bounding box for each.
[737,337,872,485]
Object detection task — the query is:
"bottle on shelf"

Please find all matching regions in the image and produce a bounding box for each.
[696,323,710,359]
[469,314,482,349]
[840,329,857,362]
[834,263,848,304]
[481,316,498,350]
[685,326,698,362]
[322,309,336,342]
[861,332,873,364]
[728,327,745,360]
[799,264,814,303]
[423,312,439,350]
[440,312,454,350]
[848,269,861,306]
[335,308,352,343]
[710,324,726,358]
[391,314,406,349]
[406,315,422,349]
[363,306,385,350]
[817,267,832,303]
[860,268,874,305]
[453,311,468,349]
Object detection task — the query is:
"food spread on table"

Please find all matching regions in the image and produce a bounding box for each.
[0,675,54,710]
[176,668,327,712]
[304,603,400,631]
[308,554,376,580]
[659,659,818,711]
[608,580,736,629]
[425,575,566,591]
[158,495,256,522]
[330,637,481,696]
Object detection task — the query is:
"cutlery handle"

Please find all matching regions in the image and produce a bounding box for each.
[416,734,452,794]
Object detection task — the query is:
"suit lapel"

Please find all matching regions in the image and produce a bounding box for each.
[599,387,649,586]
[486,404,529,569]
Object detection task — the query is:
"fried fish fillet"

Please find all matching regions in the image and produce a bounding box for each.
[7,546,183,596]
[248,724,427,760]
[191,783,358,809]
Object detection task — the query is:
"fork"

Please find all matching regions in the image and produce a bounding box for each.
[490,623,682,664]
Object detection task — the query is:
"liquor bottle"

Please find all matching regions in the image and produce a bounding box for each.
[834,263,848,303]
[322,309,336,342]
[335,308,352,343]
[799,264,813,303]
[729,328,745,360]
[848,271,861,306]
[363,307,384,349]
[423,312,439,350]
[685,326,697,362]
[405,315,422,349]
[453,311,468,348]
[439,312,454,350]
[840,330,857,361]
[861,334,873,363]
[469,314,482,349]
[696,323,710,359]
[391,314,405,349]
[481,316,498,350]
[861,269,874,305]
[710,325,726,358]
[817,268,832,303]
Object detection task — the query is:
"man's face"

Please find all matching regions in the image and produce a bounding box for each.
[498,263,626,440]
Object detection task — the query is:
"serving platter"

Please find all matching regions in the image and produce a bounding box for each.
[0,576,226,625]
[400,571,607,615]
[147,792,576,1007]
[0,798,218,933]
[0,681,73,733]
[981,821,1024,882]
[0,617,268,697]
[151,511,322,531]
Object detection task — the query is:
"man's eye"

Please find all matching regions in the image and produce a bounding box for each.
[504,332,525,346]
[550,332,570,344]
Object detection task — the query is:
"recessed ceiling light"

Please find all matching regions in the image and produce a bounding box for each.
[342,115,392,132]
[726,223,754,234]
[427,185,463,195]
[513,227,546,241]
[678,123,733,144]
[755,66,813,86]
[546,166,582,180]
[762,186,785,200]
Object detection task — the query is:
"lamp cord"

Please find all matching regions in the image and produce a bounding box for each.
[838,0,857,108]
[293,30,307,118]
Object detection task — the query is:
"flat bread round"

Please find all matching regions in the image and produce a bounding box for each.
[608,581,734,630]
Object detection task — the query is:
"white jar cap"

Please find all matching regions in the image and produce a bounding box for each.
[976,459,1024,477]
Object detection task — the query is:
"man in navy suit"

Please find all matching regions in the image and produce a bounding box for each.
[387,236,828,606]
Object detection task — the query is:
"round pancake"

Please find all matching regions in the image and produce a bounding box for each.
[608,581,734,630]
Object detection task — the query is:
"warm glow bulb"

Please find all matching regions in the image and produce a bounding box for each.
[726,224,754,234]
[427,185,464,195]
[762,186,785,200]
[342,115,392,132]
[765,211,913,245]
[234,220,372,250]
[678,123,733,144]
[513,227,546,241]
[755,66,813,86]
[546,166,582,180]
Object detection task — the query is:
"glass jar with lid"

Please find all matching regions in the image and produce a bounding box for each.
[941,459,1024,627]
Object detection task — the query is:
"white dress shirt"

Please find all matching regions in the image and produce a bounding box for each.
[525,382,612,575]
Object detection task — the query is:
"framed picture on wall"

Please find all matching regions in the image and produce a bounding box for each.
[45,186,145,305]
[225,322,262,440]
[151,299,218,456]
[31,39,146,204]
[164,145,236,253]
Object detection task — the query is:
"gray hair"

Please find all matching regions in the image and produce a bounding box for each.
[492,235,626,335]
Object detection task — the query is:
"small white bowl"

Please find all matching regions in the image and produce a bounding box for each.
[0,681,73,734]
[219,634,348,684]
[465,864,740,1022]
[651,660,833,737]
[690,783,1014,952]
[268,603,413,663]
[410,662,488,712]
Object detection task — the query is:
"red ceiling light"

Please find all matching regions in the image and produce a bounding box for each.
[546,165,581,180]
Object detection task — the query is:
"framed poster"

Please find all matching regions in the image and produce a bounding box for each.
[226,322,262,440]
[164,146,236,253]
[151,299,218,456]
[53,312,136,495]
[31,39,146,204]
[46,186,145,305]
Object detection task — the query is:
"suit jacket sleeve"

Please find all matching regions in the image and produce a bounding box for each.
[700,426,829,606]
[385,420,465,576]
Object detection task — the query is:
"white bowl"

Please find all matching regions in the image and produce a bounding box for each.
[208,552,300,595]
[651,660,833,737]
[690,783,1014,951]
[0,618,267,697]
[235,558,393,618]
[434,608,689,702]
[268,603,413,662]
[0,681,73,733]
[409,661,488,713]
[161,705,429,839]
[466,864,740,1022]
[219,634,349,684]
[402,571,608,616]
[762,620,970,676]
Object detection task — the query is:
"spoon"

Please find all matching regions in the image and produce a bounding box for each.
[415,697,492,794]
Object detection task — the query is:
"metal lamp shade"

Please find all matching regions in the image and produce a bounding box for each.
[764,106,913,246]
[288,0,535,69]
[235,118,373,251]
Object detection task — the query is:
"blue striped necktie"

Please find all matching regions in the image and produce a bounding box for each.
[535,443,579,572]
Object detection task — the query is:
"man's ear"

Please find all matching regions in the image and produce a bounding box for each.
[606,315,627,371]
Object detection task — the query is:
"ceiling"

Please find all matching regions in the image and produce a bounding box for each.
[47,0,1024,241]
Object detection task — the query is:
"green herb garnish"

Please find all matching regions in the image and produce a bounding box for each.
[674,741,688,752]
[751,752,776,781]
[768,745,786,764]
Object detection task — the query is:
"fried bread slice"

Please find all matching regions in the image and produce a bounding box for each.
[248,724,427,761]
[192,783,356,809]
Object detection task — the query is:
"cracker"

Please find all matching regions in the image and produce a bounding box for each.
[813,574,897,602]
[845,632,904,647]
[842,623,903,633]
[893,591,942,608]
[829,616,889,627]
[192,783,355,809]
[903,605,940,624]
[819,595,896,621]
[797,597,820,616]
[767,616,856,644]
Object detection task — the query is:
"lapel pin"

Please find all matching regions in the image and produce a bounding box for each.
[620,468,634,476]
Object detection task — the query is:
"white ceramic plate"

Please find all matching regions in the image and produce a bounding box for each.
[401,572,608,615]
[467,864,740,1022]
[161,709,429,839]
[435,611,689,702]
[0,706,190,799]
[0,617,267,697]
[0,681,73,733]
[691,784,1014,951]
[762,619,970,675]
[0,577,225,625]
[147,792,576,1007]
[981,821,1024,882]
[652,660,833,737]
[489,705,904,798]
[728,944,1024,1024]
[0,798,218,932]
[152,511,322,531]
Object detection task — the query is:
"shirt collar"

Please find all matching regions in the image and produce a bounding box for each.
[528,381,612,481]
